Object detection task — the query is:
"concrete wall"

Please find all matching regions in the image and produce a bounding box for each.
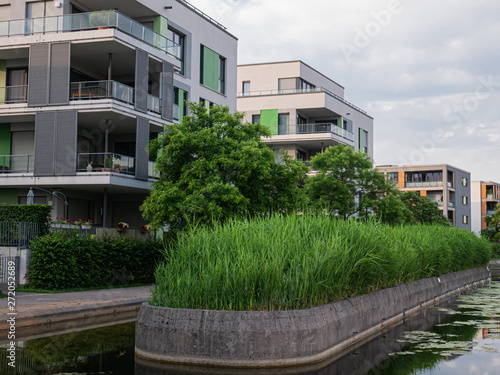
[135,267,490,368]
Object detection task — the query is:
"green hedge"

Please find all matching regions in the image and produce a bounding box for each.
[0,204,52,233]
[28,233,163,290]
[151,214,492,311]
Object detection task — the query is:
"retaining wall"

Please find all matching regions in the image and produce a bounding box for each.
[135,267,490,368]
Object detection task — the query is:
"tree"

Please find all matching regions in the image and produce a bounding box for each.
[305,144,393,219]
[374,190,413,225]
[400,191,450,226]
[141,103,308,231]
[482,203,500,242]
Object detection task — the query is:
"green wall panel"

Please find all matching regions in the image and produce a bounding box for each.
[0,123,11,168]
[153,16,168,37]
[202,46,219,92]
[261,109,279,136]
[0,189,17,205]
[0,60,6,105]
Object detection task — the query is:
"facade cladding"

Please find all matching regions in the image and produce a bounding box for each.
[377,164,472,231]
[237,61,374,162]
[0,0,237,227]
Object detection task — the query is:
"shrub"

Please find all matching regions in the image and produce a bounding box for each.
[28,233,163,290]
[0,204,52,234]
[151,214,492,311]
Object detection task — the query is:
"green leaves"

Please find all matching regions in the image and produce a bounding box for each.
[141,102,307,231]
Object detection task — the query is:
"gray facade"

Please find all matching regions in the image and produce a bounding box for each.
[0,0,238,227]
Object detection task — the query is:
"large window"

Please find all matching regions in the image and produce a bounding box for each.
[168,28,185,75]
[387,172,399,184]
[251,114,260,124]
[200,45,225,95]
[299,78,315,91]
[242,81,250,96]
[278,113,289,135]
[358,129,368,153]
[219,56,226,95]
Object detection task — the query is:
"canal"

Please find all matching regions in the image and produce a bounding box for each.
[1,280,499,374]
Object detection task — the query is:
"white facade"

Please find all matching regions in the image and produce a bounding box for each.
[237,61,374,162]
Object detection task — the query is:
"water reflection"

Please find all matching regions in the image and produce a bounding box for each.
[0,282,498,375]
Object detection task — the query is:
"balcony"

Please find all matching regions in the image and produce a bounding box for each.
[0,155,34,174]
[487,210,496,215]
[486,194,493,199]
[77,153,135,175]
[0,86,28,104]
[148,161,160,179]
[272,123,354,142]
[70,81,134,105]
[0,11,181,59]
[448,202,455,208]
[405,181,443,188]
[147,94,161,115]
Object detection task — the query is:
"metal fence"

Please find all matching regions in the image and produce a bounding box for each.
[0,222,41,248]
[0,256,19,287]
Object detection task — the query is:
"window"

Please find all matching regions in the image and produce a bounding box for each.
[278,78,296,92]
[167,28,185,75]
[200,45,225,94]
[359,129,368,153]
[278,113,289,135]
[387,172,399,184]
[299,78,315,92]
[462,177,468,187]
[0,5,11,22]
[242,81,250,96]
[251,114,260,124]
[219,56,226,94]
[462,196,468,205]
[174,87,188,120]
[462,216,468,224]
[296,149,307,162]
[6,68,28,102]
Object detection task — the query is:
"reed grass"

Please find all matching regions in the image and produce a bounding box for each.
[150,214,492,311]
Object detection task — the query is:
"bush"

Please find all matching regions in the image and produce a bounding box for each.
[151,214,492,311]
[28,233,163,290]
[0,204,52,234]
[492,242,500,258]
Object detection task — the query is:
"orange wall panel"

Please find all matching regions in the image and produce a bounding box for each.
[420,190,427,197]
[481,184,487,199]
[398,172,405,188]
[481,202,487,216]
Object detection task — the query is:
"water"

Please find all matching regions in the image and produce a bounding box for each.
[1,281,499,375]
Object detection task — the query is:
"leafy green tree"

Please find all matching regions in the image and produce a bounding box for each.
[400,191,450,226]
[141,103,308,231]
[374,190,413,225]
[482,203,500,242]
[305,144,393,219]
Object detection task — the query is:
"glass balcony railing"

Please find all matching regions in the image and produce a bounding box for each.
[448,202,455,208]
[0,155,34,174]
[147,94,161,114]
[271,123,355,142]
[486,194,493,199]
[70,81,134,105]
[405,181,444,188]
[487,210,496,215]
[0,11,181,59]
[148,161,159,179]
[0,85,28,104]
[77,153,135,175]
[173,104,180,120]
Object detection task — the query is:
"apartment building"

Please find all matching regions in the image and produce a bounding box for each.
[0,0,237,227]
[377,164,471,230]
[237,61,374,163]
[471,181,500,234]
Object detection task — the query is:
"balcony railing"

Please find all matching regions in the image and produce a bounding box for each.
[448,202,455,208]
[148,94,161,114]
[0,11,181,59]
[148,161,160,179]
[173,104,180,120]
[0,155,34,174]
[447,182,454,188]
[268,123,355,142]
[77,153,135,175]
[486,194,493,199]
[238,87,368,115]
[70,81,134,105]
[0,222,41,248]
[0,85,28,104]
[487,210,496,215]
[405,181,443,188]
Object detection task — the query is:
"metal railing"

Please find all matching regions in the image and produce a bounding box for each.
[176,0,227,30]
[0,85,28,104]
[0,222,41,248]
[405,181,444,188]
[238,87,368,115]
[148,94,161,114]
[448,202,455,208]
[70,80,134,105]
[173,103,180,120]
[0,10,181,59]
[268,123,354,142]
[77,153,135,175]
[0,154,34,174]
[0,256,19,287]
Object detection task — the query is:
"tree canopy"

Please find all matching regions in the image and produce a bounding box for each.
[141,103,307,231]
[483,203,500,242]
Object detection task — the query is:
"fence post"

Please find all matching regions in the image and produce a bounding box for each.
[18,221,22,249]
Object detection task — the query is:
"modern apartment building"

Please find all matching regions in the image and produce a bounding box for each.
[377,164,471,230]
[0,0,237,227]
[471,181,500,234]
[237,61,374,163]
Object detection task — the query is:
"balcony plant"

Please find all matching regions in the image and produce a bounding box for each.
[117,222,129,232]
[104,157,113,171]
[112,156,122,173]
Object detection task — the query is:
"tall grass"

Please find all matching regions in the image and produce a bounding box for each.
[150,214,492,311]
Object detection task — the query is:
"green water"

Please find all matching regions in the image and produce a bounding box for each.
[1,281,499,374]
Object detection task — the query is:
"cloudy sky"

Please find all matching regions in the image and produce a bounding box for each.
[189,0,500,182]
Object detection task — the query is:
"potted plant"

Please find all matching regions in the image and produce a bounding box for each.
[140,224,149,234]
[104,157,113,171]
[117,222,129,232]
[112,156,122,173]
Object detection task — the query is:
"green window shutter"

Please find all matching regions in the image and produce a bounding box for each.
[0,60,6,105]
[201,46,220,92]
[260,109,279,135]
[153,16,168,37]
[0,123,11,168]
[178,88,185,122]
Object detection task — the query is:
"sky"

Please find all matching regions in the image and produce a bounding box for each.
[189,0,500,183]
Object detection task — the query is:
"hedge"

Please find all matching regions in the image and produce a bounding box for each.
[28,233,163,290]
[0,204,52,234]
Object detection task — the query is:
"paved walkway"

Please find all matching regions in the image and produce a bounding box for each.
[0,285,153,332]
